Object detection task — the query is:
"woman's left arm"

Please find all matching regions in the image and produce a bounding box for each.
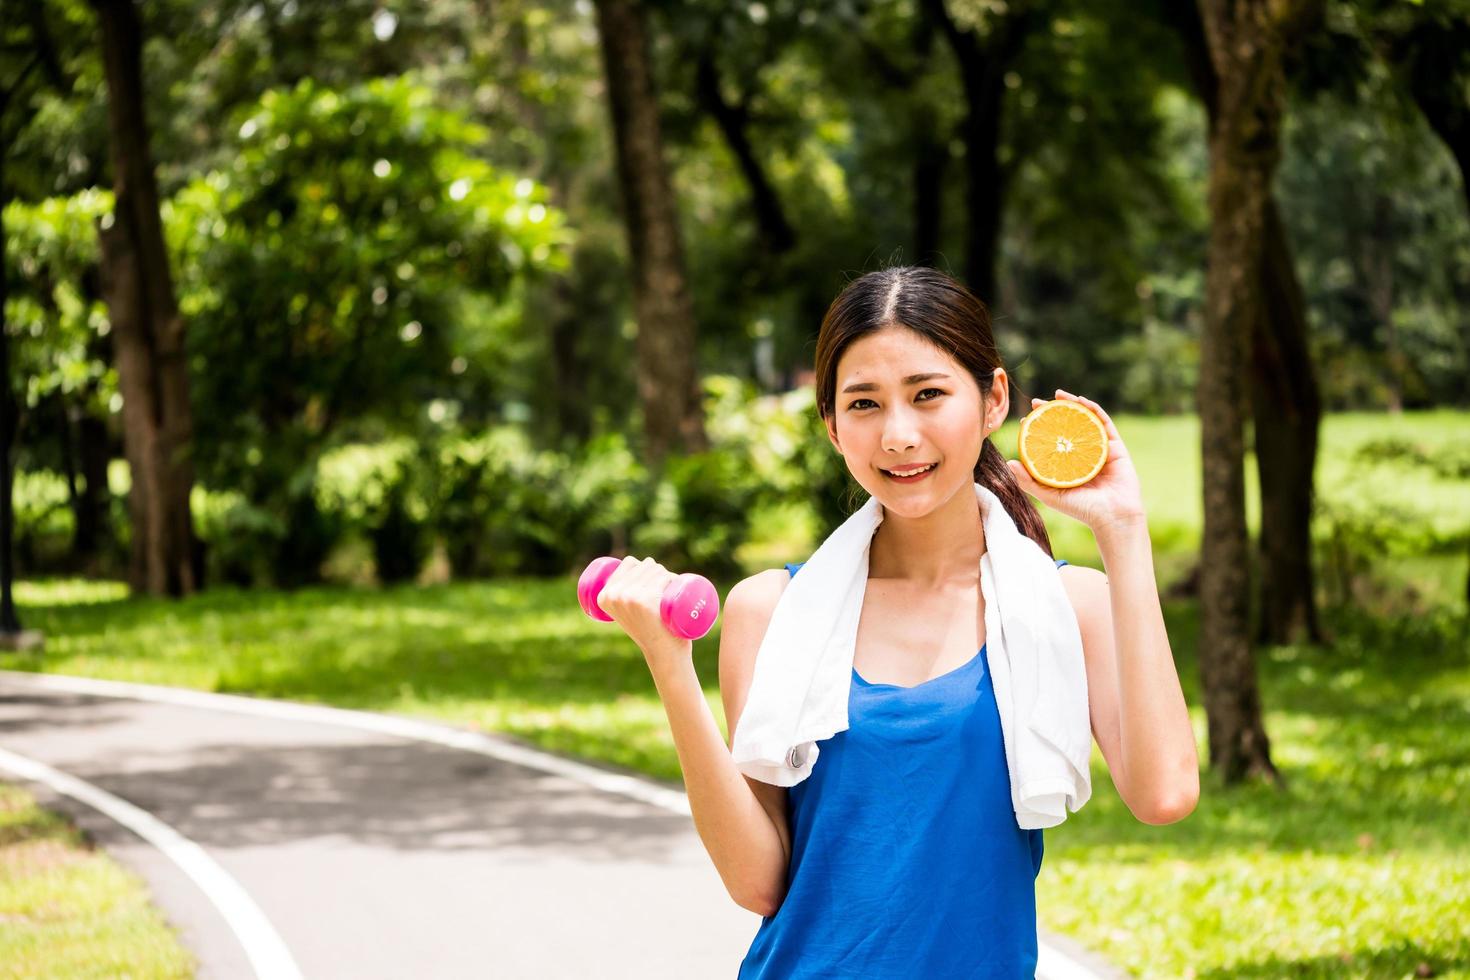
[1008,388,1200,825]
[1078,518,1200,824]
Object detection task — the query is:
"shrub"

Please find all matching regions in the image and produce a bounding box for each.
[193,487,282,588]
[365,463,430,585]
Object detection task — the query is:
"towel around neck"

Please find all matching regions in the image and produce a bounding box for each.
[729,481,1093,829]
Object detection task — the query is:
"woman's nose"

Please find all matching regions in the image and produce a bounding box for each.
[881,414,920,453]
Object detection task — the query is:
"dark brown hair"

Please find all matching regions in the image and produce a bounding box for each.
[813,265,1053,557]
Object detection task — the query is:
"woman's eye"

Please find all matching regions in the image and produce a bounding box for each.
[848,389,945,411]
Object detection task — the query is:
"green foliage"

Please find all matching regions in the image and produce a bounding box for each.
[556,428,653,566]
[2,191,118,461]
[1314,434,1470,610]
[412,425,577,579]
[1278,62,1470,410]
[192,486,282,588]
[365,464,430,585]
[706,376,860,538]
[167,74,568,496]
[8,0,1470,596]
[1359,434,1470,481]
[10,469,72,570]
[152,74,570,586]
[1105,314,1200,415]
[276,468,350,590]
[633,376,847,579]
[418,434,502,580]
[1315,496,1447,609]
[635,449,757,583]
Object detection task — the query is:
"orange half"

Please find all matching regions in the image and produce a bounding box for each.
[1017,400,1108,489]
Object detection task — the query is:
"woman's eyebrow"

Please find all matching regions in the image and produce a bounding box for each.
[842,372,951,393]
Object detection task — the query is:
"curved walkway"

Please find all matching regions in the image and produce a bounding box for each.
[0,670,1123,979]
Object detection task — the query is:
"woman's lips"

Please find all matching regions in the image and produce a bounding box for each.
[882,462,938,483]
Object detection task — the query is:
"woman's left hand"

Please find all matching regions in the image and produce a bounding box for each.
[1005,389,1147,535]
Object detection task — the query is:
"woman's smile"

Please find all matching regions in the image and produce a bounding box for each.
[882,461,939,483]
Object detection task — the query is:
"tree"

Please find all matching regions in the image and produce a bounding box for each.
[922,0,1048,304]
[592,0,708,466]
[1195,0,1326,784]
[1161,0,1327,650]
[1362,0,1470,217]
[90,0,199,596]
[1,0,78,642]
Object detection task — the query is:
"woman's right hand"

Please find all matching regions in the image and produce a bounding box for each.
[595,556,695,675]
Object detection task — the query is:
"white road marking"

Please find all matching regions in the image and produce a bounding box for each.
[0,744,303,980]
[1038,942,1114,980]
[0,670,1107,980]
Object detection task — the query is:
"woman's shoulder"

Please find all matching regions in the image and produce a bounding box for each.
[726,567,794,615]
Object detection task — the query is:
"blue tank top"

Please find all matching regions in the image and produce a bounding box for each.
[738,557,1070,979]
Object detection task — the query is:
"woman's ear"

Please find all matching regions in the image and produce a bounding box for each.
[824,413,842,454]
[987,367,1011,429]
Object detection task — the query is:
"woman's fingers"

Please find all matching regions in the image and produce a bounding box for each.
[1056,389,1120,440]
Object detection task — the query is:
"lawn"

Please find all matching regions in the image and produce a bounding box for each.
[0,781,194,978]
[4,409,1468,977]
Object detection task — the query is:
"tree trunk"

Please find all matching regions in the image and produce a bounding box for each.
[1164,0,1327,653]
[956,65,1004,304]
[92,0,200,597]
[1250,198,1326,647]
[495,9,596,444]
[1196,0,1323,786]
[850,10,947,269]
[694,49,795,258]
[1,162,21,633]
[911,103,947,267]
[592,0,708,467]
[72,404,112,571]
[923,0,1037,305]
[1198,128,1280,786]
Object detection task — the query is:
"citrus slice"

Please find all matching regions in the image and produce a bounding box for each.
[1017,399,1109,489]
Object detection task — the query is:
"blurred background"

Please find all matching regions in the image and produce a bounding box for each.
[1,0,1468,977]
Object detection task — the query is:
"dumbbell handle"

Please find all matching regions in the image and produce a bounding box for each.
[577,556,720,640]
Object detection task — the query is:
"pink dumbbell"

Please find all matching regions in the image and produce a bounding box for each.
[577,556,721,640]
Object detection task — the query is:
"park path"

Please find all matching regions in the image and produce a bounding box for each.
[0,670,1120,980]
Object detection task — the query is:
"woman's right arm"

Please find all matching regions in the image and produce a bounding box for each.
[641,568,793,918]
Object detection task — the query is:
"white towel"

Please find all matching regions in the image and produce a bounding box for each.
[729,481,1092,829]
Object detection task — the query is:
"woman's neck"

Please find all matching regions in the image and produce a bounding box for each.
[867,486,986,590]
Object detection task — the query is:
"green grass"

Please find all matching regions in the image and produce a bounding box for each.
[1040,598,1470,979]
[5,408,1469,977]
[0,781,195,979]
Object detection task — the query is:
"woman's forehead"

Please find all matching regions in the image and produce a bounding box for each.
[838,329,962,381]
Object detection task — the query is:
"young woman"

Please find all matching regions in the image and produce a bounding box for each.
[595,266,1199,978]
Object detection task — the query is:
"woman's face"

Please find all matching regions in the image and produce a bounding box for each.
[824,326,1009,518]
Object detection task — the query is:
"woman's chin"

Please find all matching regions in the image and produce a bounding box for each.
[873,472,974,514]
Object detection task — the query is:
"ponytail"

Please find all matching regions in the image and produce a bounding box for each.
[974,438,1053,557]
